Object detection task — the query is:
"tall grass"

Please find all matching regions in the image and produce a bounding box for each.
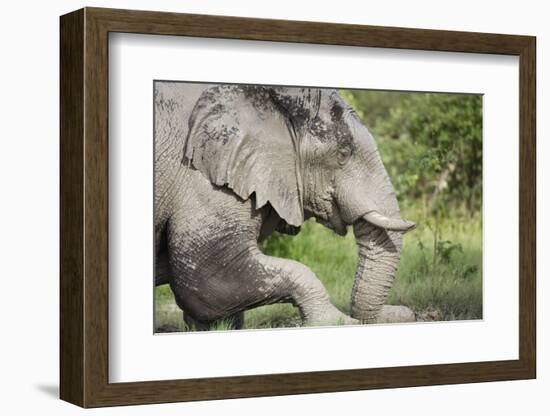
[154,205,482,332]
[391,206,482,321]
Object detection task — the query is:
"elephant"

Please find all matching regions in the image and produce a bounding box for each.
[154,82,416,330]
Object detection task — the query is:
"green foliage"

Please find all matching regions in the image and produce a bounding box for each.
[340,90,482,212]
[389,207,482,320]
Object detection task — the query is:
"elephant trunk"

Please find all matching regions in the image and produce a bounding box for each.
[350,219,403,323]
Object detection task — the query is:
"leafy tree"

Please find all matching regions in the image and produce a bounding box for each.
[340,90,482,214]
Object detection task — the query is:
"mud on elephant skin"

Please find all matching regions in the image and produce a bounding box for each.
[154,82,416,330]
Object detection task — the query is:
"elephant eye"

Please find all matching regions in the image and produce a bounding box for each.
[337,147,351,166]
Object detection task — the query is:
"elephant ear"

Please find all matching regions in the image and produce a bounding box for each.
[184,86,304,227]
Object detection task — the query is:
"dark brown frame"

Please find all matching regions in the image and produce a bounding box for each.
[60,7,536,408]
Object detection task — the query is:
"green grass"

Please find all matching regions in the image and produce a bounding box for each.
[389,208,483,321]
[155,207,482,332]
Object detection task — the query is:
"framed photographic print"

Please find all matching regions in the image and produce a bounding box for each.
[60,7,536,407]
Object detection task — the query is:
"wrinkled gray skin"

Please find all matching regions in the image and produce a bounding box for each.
[154,83,415,330]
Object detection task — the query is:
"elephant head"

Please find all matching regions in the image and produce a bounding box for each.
[184,85,415,323]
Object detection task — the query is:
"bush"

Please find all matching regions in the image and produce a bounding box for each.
[340,90,482,213]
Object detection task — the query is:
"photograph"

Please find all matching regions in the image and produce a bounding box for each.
[153,81,483,333]
[55,5,537,409]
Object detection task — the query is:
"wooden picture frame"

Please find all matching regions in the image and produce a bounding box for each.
[60,7,536,407]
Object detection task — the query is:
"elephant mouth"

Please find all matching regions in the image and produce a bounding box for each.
[315,215,348,236]
[306,202,349,236]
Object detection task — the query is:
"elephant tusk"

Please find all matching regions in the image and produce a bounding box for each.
[363,211,416,232]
